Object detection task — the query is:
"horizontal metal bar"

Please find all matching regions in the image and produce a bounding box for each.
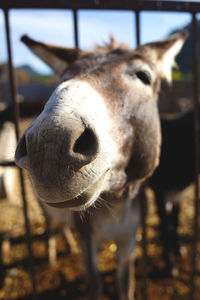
[0,0,199,12]
[0,228,60,245]
[0,161,16,167]
[2,251,68,271]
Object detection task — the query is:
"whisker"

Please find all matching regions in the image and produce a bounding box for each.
[96,196,120,219]
[78,211,85,222]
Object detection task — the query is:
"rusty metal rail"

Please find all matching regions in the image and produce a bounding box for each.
[0,0,199,12]
[0,1,199,300]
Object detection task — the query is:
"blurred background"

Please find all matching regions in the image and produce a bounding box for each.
[0,8,193,71]
[0,5,199,113]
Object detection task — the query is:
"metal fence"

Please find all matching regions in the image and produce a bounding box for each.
[0,1,199,300]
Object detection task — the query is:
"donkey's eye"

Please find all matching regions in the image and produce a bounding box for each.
[135,71,151,85]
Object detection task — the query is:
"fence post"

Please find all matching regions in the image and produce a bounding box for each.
[190,12,199,300]
[135,10,148,300]
[73,9,79,48]
[4,9,37,300]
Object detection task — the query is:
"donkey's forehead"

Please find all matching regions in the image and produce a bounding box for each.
[62,48,156,81]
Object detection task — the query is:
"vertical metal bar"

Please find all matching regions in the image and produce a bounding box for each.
[139,185,148,300]
[190,12,199,300]
[4,12,20,140]
[73,9,79,48]
[37,199,51,255]
[135,10,148,300]
[135,10,140,47]
[4,9,37,300]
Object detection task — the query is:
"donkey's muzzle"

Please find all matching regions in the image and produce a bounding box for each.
[15,120,99,172]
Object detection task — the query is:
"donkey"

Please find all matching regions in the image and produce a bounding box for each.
[15,31,187,300]
[149,108,198,275]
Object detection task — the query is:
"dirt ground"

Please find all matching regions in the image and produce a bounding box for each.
[0,120,199,300]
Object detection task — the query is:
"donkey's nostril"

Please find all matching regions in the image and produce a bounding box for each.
[73,128,98,157]
[15,134,27,161]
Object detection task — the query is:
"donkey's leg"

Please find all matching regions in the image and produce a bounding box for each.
[79,237,102,300]
[116,234,137,300]
[62,224,79,254]
[167,201,180,256]
[155,190,173,273]
[73,213,102,300]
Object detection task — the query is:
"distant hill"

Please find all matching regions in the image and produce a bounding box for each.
[15,64,57,84]
[18,64,35,74]
[17,64,42,77]
[0,63,57,85]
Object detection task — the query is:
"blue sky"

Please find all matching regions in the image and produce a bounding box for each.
[0,2,198,74]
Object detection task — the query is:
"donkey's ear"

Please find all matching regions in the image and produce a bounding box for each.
[21,35,82,76]
[141,30,188,82]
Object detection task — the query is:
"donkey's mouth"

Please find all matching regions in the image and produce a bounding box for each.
[46,191,90,209]
[45,170,109,210]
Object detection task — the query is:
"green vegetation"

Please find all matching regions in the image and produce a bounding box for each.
[172,65,200,81]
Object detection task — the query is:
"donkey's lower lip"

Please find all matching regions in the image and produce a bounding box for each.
[45,170,109,209]
[46,191,89,209]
